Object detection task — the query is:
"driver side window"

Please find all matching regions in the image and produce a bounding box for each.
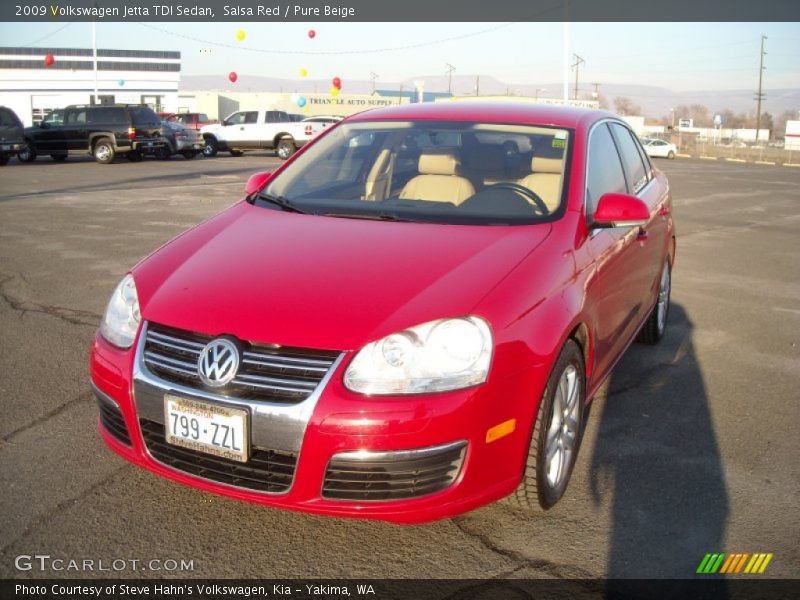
[585,123,627,218]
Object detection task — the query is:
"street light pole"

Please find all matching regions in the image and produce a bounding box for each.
[445,63,455,95]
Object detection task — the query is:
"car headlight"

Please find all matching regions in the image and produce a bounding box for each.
[344,317,493,395]
[100,274,141,349]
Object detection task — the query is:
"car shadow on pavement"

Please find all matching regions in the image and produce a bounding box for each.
[589,302,729,593]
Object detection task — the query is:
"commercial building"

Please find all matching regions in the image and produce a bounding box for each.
[0,46,181,126]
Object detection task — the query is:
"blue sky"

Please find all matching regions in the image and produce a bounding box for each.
[1,21,798,92]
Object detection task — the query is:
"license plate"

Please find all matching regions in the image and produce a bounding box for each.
[147,142,154,147]
[164,395,249,462]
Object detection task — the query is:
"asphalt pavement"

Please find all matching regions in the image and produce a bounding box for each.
[0,152,798,580]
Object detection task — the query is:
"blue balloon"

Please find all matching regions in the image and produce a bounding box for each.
[297,96,307,108]
[117,79,125,86]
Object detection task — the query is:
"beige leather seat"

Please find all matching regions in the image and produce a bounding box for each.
[399,150,475,205]
[517,157,564,212]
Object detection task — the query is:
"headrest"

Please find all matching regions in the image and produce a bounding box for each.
[531,157,563,174]
[419,150,461,176]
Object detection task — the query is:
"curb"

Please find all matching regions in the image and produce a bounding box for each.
[699,156,717,160]
[784,163,800,168]
[755,161,776,166]
[724,158,746,163]
[674,155,797,167]
[676,153,692,158]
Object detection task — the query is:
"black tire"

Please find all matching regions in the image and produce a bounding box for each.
[667,150,676,159]
[507,339,586,511]
[154,146,171,160]
[229,149,244,157]
[276,138,296,160]
[203,137,218,157]
[93,138,115,164]
[181,150,198,159]
[637,258,671,344]
[17,142,37,163]
[0,155,9,166]
[125,150,143,162]
[50,154,68,162]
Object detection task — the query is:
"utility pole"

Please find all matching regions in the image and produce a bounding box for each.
[591,82,601,99]
[475,75,480,97]
[445,63,455,95]
[399,83,403,105]
[755,34,767,144]
[369,72,379,94]
[572,54,584,101]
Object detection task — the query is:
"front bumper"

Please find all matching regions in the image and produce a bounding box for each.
[90,328,545,523]
[174,138,204,152]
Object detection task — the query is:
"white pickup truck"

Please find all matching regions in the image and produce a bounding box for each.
[200,110,324,160]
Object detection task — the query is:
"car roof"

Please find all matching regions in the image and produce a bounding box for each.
[346,101,616,130]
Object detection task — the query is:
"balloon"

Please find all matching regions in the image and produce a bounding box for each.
[308,30,316,39]
[236,29,246,42]
[44,53,55,67]
[332,77,342,89]
[297,96,307,108]
[299,67,308,78]
[228,71,238,83]
[117,79,125,87]
[330,86,340,97]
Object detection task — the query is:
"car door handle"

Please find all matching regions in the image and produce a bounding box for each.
[636,227,648,241]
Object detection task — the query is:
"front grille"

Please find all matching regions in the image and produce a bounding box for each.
[322,442,467,501]
[142,323,340,404]
[97,396,131,446]
[140,419,297,493]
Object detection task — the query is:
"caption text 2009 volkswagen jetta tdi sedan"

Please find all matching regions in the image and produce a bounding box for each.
[90,102,675,523]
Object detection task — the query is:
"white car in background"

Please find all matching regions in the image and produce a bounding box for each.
[642,138,677,159]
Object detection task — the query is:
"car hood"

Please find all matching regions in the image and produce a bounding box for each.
[133,201,551,351]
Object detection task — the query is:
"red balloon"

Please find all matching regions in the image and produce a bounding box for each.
[228,71,238,83]
[332,77,342,89]
[308,29,316,39]
[44,53,55,67]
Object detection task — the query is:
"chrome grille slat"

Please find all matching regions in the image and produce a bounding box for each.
[142,323,341,404]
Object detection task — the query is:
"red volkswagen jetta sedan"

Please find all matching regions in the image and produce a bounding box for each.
[90,103,675,523]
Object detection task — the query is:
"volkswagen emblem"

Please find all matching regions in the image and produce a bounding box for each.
[197,338,240,387]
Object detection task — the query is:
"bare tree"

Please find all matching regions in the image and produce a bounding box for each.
[772,109,794,139]
[613,96,642,116]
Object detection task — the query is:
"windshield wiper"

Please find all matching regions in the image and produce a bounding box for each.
[324,212,424,223]
[255,192,308,214]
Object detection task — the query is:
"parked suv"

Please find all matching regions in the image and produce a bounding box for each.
[0,106,25,166]
[18,104,166,164]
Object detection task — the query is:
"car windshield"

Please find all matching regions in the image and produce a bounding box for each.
[261,120,571,225]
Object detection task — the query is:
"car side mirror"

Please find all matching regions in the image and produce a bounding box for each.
[245,171,273,196]
[592,193,650,228]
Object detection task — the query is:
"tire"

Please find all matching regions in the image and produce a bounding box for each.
[17,142,37,163]
[637,258,671,344]
[0,155,9,166]
[50,154,68,162]
[667,150,675,159]
[229,149,244,157]
[276,138,296,160]
[203,137,218,157]
[507,339,586,511]
[125,150,143,162]
[181,150,198,159]
[93,138,115,164]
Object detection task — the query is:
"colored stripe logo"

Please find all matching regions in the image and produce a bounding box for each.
[697,553,773,574]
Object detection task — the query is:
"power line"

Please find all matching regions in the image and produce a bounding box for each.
[19,22,74,47]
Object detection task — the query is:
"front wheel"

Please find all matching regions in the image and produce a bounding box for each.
[18,143,37,163]
[637,259,671,344]
[276,138,296,160]
[667,150,676,159]
[202,137,218,157]
[93,138,115,164]
[507,339,586,510]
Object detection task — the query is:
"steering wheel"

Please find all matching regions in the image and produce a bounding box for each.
[486,182,549,214]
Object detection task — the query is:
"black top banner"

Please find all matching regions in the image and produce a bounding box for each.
[2,0,799,22]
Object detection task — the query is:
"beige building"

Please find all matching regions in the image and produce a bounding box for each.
[175,91,409,120]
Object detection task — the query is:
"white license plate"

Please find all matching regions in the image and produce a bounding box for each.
[164,395,249,462]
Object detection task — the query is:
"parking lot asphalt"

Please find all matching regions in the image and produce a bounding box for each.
[0,153,798,581]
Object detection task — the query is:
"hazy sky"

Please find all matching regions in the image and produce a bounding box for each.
[1,21,798,93]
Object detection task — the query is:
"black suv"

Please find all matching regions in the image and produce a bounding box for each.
[18,104,166,164]
[0,106,25,166]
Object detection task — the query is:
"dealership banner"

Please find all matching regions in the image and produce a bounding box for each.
[3,579,800,599]
[2,0,799,22]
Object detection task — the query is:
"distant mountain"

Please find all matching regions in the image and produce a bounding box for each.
[179,74,799,119]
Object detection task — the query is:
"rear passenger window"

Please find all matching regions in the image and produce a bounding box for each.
[610,123,649,194]
[244,111,259,124]
[586,123,627,217]
[88,108,127,125]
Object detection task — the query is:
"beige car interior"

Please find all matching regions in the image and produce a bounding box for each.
[516,157,565,211]
[399,150,476,205]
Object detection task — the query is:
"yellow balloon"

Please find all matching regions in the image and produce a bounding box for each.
[236,30,246,42]
[299,68,308,77]
[330,86,340,97]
